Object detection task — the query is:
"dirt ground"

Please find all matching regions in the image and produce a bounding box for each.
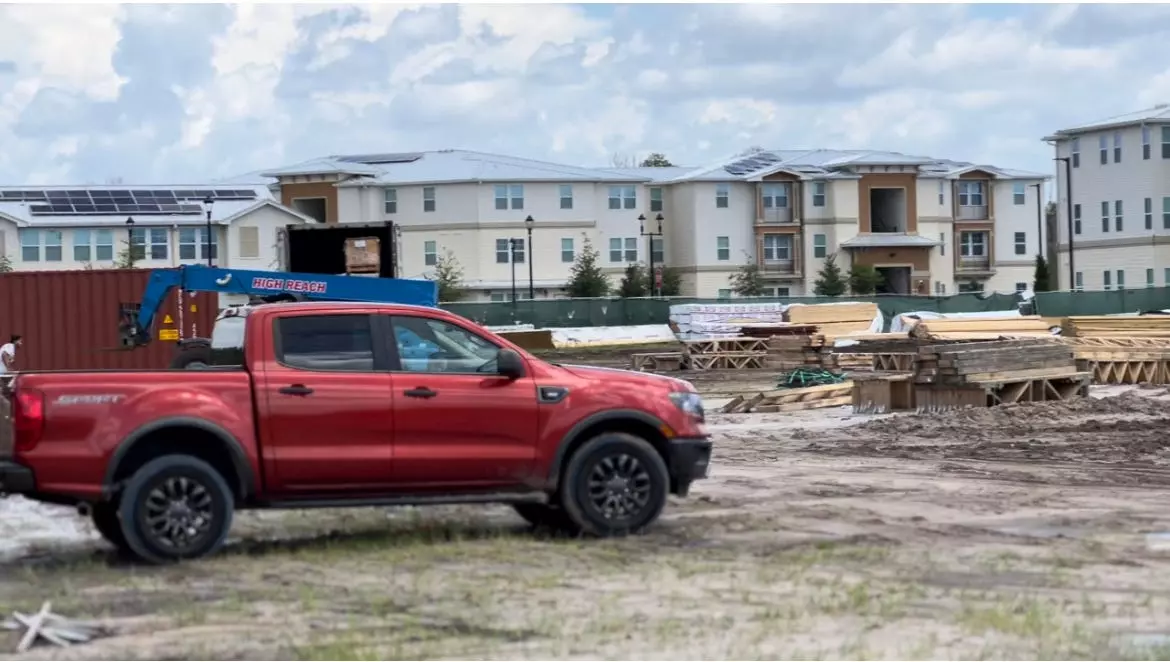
[5,352,1170,660]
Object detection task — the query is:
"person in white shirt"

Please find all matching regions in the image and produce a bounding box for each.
[0,335,22,375]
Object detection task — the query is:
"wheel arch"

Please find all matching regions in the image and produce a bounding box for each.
[103,417,256,503]
[545,409,671,491]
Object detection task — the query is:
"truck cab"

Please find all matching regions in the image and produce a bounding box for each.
[0,302,712,564]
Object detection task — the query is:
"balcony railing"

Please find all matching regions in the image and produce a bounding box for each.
[957,256,992,272]
[758,207,795,224]
[760,259,798,275]
[957,205,989,221]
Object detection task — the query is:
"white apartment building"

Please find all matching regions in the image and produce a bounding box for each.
[261,149,1048,300]
[0,185,310,277]
[1044,105,1170,291]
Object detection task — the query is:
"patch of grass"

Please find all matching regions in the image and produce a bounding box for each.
[957,596,1063,639]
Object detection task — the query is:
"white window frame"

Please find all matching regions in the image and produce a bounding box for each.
[73,229,91,262]
[1073,203,1082,235]
[1146,197,1153,229]
[716,236,730,261]
[1012,182,1025,205]
[649,187,663,212]
[1115,200,1123,232]
[761,183,788,208]
[384,188,397,214]
[95,229,113,261]
[608,185,636,210]
[1103,270,1112,290]
[1113,131,1122,163]
[812,182,826,207]
[957,181,984,206]
[1101,201,1109,232]
[424,240,437,266]
[494,184,524,211]
[147,228,167,260]
[43,230,63,262]
[1071,137,1080,168]
[560,237,574,263]
[1015,282,1028,292]
[959,231,985,257]
[939,232,946,256]
[1164,197,1170,229]
[423,186,436,213]
[1147,268,1155,287]
[715,183,729,208]
[937,180,944,205]
[179,228,215,260]
[1075,271,1083,291]
[762,234,791,261]
[1162,126,1170,159]
[558,184,572,210]
[19,229,39,262]
[813,233,827,258]
[1117,269,1125,288]
[1143,126,1152,160]
[1099,134,1108,165]
[651,237,664,264]
[717,288,731,299]
[1013,231,1026,255]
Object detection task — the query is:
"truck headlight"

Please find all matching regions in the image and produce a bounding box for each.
[669,392,705,422]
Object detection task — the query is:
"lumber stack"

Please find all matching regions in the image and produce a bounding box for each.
[1062,315,1170,338]
[738,323,818,338]
[910,316,1056,341]
[764,334,832,370]
[720,381,854,413]
[786,302,878,341]
[915,337,1075,385]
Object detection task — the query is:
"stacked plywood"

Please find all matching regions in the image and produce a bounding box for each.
[720,381,854,413]
[1062,315,1170,338]
[786,302,878,340]
[765,334,831,370]
[910,316,1055,341]
[912,338,1088,408]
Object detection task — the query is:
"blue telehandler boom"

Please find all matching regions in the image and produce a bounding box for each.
[118,264,439,368]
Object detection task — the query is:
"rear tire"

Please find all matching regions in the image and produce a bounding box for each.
[512,503,580,534]
[170,341,212,369]
[117,455,235,564]
[559,432,669,537]
[90,501,131,553]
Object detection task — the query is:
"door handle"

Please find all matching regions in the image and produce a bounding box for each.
[404,387,437,399]
[279,384,314,396]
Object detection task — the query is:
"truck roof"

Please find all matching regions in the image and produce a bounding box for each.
[245,300,445,315]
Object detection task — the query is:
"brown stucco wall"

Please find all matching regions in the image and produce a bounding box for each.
[857,173,918,233]
[280,182,338,224]
[849,246,931,271]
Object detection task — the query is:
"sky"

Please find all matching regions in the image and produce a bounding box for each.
[1,2,1169,186]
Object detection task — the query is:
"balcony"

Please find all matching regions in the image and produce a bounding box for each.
[760,259,800,277]
[757,207,796,225]
[956,256,993,274]
[957,204,989,221]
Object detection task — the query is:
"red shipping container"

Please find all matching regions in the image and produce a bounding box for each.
[0,269,218,371]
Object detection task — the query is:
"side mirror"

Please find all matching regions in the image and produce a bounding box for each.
[497,348,525,379]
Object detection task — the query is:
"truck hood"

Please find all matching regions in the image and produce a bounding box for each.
[555,363,694,392]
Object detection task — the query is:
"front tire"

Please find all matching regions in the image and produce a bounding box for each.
[117,455,235,564]
[559,433,669,537]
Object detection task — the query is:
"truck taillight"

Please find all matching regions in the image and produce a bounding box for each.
[12,389,44,453]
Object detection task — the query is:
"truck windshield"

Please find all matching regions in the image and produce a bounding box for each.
[209,314,247,365]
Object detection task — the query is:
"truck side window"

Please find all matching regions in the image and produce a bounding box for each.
[391,316,499,374]
[276,314,375,372]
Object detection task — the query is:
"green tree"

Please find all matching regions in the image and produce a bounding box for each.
[656,265,682,297]
[428,249,466,302]
[729,260,765,297]
[114,239,143,269]
[813,252,847,296]
[0,255,13,273]
[618,263,648,298]
[1032,254,1052,292]
[639,152,674,167]
[565,238,610,297]
[848,264,883,295]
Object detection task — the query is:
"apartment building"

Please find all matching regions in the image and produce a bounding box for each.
[0,185,309,278]
[262,149,1047,300]
[1044,105,1170,291]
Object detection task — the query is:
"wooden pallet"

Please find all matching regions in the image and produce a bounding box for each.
[1074,350,1170,385]
[683,337,768,354]
[629,352,685,372]
[833,353,875,370]
[852,372,915,413]
[914,372,1091,411]
[688,351,767,371]
[873,353,916,371]
[1062,337,1170,348]
[720,382,854,413]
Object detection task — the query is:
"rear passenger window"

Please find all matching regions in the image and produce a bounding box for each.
[276,315,375,372]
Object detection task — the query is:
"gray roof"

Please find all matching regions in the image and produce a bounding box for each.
[1044,104,1170,139]
[840,233,943,249]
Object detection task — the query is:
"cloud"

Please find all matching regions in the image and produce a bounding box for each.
[1,3,1170,184]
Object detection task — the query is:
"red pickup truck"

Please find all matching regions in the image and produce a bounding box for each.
[0,302,711,564]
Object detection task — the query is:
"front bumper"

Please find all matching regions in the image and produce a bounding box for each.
[668,437,712,493]
[0,460,34,496]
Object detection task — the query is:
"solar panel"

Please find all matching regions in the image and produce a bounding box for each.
[17,187,255,215]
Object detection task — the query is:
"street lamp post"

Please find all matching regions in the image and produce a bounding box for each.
[1055,157,1074,289]
[124,216,135,264]
[203,196,215,267]
[525,215,535,301]
[509,238,519,305]
[639,213,665,296]
[1028,183,1044,262]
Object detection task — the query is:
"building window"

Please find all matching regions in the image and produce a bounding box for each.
[957,181,984,206]
[939,232,946,256]
[937,180,945,205]
[238,226,259,258]
[423,186,436,212]
[19,229,38,262]
[130,228,146,260]
[146,228,166,260]
[716,236,730,261]
[1113,131,1122,163]
[1075,271,1083,291]
[651,237,664,264]
[1146,197,1153,229]
[494,184,523,210]
[490,292,508,303]
[813,233,827,258]
[1099,134,1108,165]
[179,228,216,260]
[1101,201,1109,232]
[1164,197,1170,229]
[1071,137,1080,168]
[1103,270,1112,290]
[935,281,946,295]
[1143,126,1152,160]
[1163,126,1170,159]
[1015,282,1028,292]
[1117,270,1125,288]
[495,239,509,264]
[1148,268,1155,287]
[424,240,437,266]
[495,238,524,263]
[812,182,826,207]
[73,230,91,262]
[717,289,731,299]
[762,234,791,261]
[1115,200,1123,232]
[762,183,788,208]
[561,237,574,263]
[559,184,573,210]
[42,230,62,261]
[384,188,397,214]
[715,183,729,208]
[1073,203,1082,234]
[1012,182,1026,205]
[1014,231,1026,255]
[649,187,663,212]
[608,185,636,210]
[608,237,636,262]
[95,229,113,261]
[959,231,985,257]
[1165,268,1170,285]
